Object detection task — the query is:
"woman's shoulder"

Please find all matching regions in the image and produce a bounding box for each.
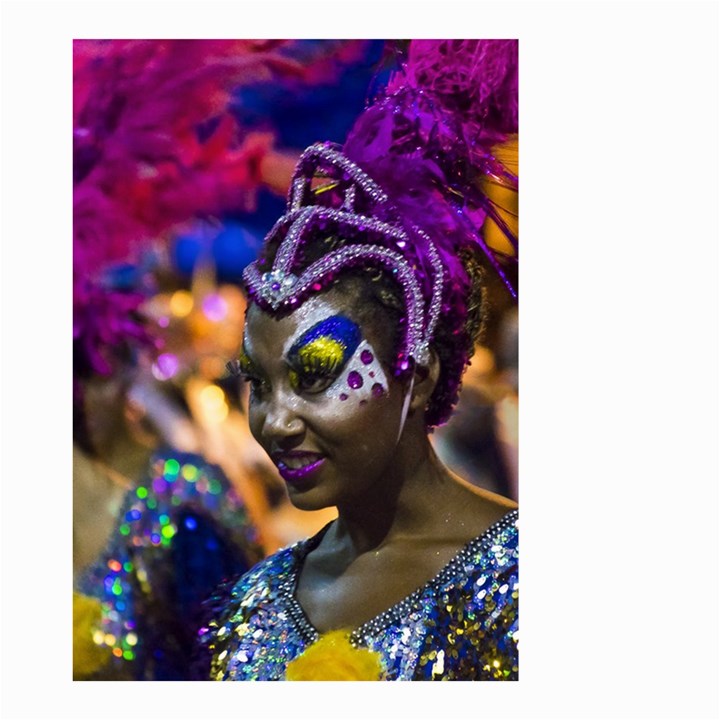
[428,508,518,608]
[431,471,517,548]
[446,507,518,578]
[422,509,518,678]
[449,468,518,514]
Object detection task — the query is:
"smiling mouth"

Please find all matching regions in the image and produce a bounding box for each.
[273,452,326,484]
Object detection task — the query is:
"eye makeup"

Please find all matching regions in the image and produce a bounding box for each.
[284,312,389,403]
[285,315,361,394]
[234,343,272,398]
[236,345,254,374]
[287,315,361,380]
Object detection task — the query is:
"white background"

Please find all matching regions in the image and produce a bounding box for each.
[1,1,718,719]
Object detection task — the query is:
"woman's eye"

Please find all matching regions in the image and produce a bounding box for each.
[289,370,335,395]
[241,374,269,395]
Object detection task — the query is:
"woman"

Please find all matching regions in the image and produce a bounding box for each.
[199,39,519,681]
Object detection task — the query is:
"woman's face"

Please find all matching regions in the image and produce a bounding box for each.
[240,287,408,511]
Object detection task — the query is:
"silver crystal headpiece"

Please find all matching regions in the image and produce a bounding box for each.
[243,142,444,371]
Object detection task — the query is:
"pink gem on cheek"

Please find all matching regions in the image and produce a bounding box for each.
[360,350,374,365]
[347,371,363,389]
[371,383,385,398]
[339,393,348,401]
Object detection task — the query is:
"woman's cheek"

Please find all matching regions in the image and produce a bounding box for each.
[325,340,388,407]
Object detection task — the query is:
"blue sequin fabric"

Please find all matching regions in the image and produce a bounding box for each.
[75,447,262,680]
[199,509,518,681]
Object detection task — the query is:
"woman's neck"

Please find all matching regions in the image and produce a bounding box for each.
[331,432,454,554]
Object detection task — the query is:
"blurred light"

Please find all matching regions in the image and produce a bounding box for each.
[472,346,495,374]
[181,464,198,481]
[157,316,170,328]
[152,352,179,381]
[199,355,227,380]
[202,293,228,322]
[170,290,194,317]
[200,384,228,423]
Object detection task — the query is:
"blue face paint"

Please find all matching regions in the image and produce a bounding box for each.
[287,315,361,380]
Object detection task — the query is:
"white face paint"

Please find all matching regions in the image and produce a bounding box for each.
[329,338,388,404]
[281,299,389,407]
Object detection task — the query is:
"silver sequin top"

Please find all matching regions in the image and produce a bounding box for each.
[199,509,518,681]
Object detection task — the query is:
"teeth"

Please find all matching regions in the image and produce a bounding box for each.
[282,456,319,470]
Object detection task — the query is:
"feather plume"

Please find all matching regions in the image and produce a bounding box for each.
[342,39,518,425]
[73,40,366,378]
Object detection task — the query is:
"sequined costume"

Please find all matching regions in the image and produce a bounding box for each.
[199,509,518,681]
[74,447,262,680]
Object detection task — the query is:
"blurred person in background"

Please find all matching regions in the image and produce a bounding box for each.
[431,127,519,502]
[73,321,262,680]
[431,304,519,501]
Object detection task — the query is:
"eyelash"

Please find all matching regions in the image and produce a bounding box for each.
[235,369,269,395]
[231,360,338,397]
[289,368,336,395]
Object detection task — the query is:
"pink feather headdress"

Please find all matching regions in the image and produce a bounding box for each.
[73,40,371,379]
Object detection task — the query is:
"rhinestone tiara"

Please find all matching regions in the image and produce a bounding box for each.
[243,142,444,371]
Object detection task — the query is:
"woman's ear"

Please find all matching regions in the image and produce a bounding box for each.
[408,348,440,414]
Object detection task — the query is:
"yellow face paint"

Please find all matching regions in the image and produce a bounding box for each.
[297,336,345,375]
[286,315,361,393]
[237,346,253,374]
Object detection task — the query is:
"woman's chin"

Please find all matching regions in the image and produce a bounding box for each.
[286,486,335,513]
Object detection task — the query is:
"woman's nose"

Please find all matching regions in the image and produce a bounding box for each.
[262,392,305,444]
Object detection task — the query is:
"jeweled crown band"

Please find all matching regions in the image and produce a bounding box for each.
[242,142,445,373]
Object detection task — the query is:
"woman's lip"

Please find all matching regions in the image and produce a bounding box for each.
[272,450,324,464]
[276,457,326,484]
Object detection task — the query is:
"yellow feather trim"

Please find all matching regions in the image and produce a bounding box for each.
[73,591,112,679]
[285,630,384,681]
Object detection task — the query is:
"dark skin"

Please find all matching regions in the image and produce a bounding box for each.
[243,285,517,634]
